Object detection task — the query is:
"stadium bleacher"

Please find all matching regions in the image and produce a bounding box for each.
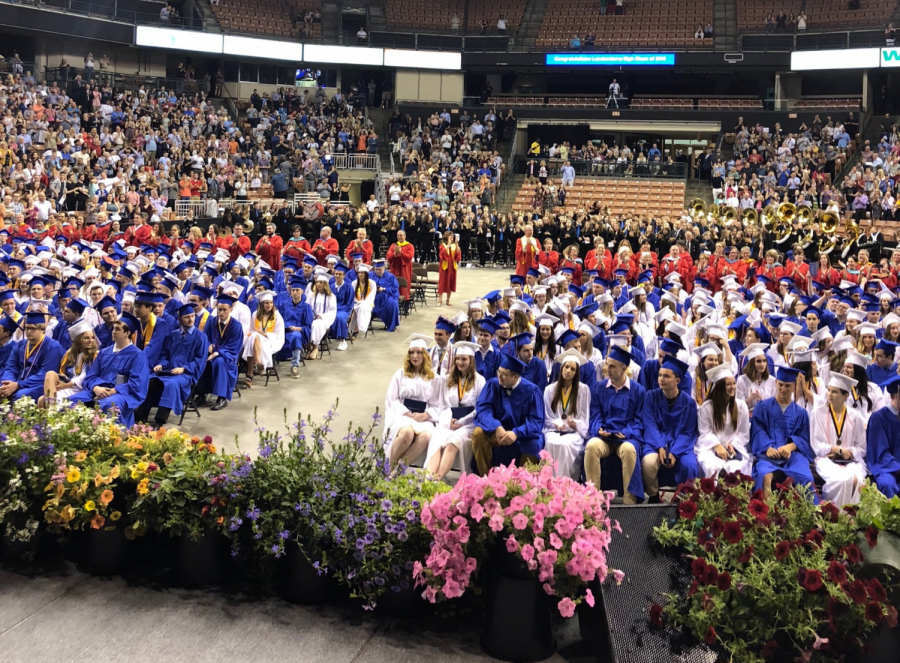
[209,0,321,40]
[511,178,687,218]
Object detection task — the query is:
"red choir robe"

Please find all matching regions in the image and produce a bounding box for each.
[311,237,339,266]
[537,249,559,273]
[255,234,284,271]
[344,238,374,265]
[438,243,461,294]
[515,236,540,277]
[387,240,415,300]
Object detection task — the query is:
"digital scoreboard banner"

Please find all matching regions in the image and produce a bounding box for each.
[545,53,675,66]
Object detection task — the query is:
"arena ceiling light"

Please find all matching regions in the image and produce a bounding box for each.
[384,49,461,70]
[135,26,223,54]
[544,53,675,66]
[304,44,383,66]
[790,48,879,71]
[223,35,303,61]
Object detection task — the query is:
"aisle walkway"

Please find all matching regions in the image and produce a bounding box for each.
[178,268,508,455]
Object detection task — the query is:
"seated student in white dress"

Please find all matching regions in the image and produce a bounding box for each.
[39,319,98,406]
[576,320,604,371]
[811,373,868,506]
[425,341,486,481]
[241,290,285,386]
[791,349,828,415]
[690,342,722,407]
[542,349,592,479]
[306,274,337,360]
[385,334,440,466]
[843,350,886,422]
[736,342,777,413]
[696,363,753,478]
[349,264,376,337]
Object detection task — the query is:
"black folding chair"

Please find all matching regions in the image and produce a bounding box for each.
[178,382,202,426]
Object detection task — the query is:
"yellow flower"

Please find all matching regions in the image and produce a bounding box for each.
[137,478,150,496]
[130,468,140,480]
[59,505,76,523]
[94,473,105,487]
[84,500,96,512]
[136,461,148,473]
[109,465,120,480]
[100,490,114,506]
[110,511,121,521]
[207,444,217,454]
[66,467,81,484]
[73,451,87,462]
[162,452,174,466]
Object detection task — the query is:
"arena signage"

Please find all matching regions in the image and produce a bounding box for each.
[544,53,675,66]
[790,47,886,71]
[880,48,900,67]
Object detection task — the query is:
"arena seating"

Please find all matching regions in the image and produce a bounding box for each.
[630,98,694,109]
[536,0,714,49]
[466,0,527,34]
[794,98,863,109]
[697,98,764,109]
[510,178,687,218]
[737,1,802,31]
[210,0,320,40]
[801,0,895,28]
[384,0,465,31]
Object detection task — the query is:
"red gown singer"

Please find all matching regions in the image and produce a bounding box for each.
[387,238,415,300]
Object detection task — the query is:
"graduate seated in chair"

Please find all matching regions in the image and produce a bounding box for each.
[811,373,867,506]
[866,374,900,498]
[135,304,208,428]
[0,311,65,402]
[194,294,244,411]
[67,314,150,429]
[472,354,545,476]
[371,259,400,331]
[750,366,817,500]
[640,356,699,503]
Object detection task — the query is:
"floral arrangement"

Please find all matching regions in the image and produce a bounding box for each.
[414,452,619,617]
[857,482,900,537]
[652,473,896,663]
[0,399,119,542]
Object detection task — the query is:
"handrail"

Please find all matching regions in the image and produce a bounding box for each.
[512,156,688,179]
[333,153,380,170]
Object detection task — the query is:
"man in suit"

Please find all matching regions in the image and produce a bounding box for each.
[683,231,700,262]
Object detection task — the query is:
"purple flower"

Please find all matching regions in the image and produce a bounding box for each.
[397,531,409,542]
[278,530,290,540]
[229,517,243,532]
[381,499,393,511]
[406,510,417,521]
[246,507,261,521]
[16,453,29,465]
[374,576,385,587]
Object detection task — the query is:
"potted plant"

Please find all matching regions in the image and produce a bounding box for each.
[415,452,619,662]
[652,473,897,663]
[129,435,243,587]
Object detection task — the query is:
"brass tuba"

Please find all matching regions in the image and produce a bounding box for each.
[796,206,813,226]
[820,210,839,235]
[741,208,758,228]
[761,204,779,231]
[777,202,797,224]
[689,198,706,219]
[721,207,737,226]
[846,218,861,245]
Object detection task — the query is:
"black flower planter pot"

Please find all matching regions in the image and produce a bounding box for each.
[81,527,128,576]
[0,533,41,565]
[480,541,556,663]
[856,530,900,663]
[378,584,422,618]
[577,578,611,657]
[277,541,334,605]
[176,530,225,589]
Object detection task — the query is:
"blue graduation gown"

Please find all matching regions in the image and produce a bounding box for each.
[330,279,353,339]
[639,359,693,395]
[94,322,114,349]
[521,355,548,393]
[135,314,171,368]
[475,346,500,380]
[474,377,545,465]
[152,325,208,415]
[371,271,400,331]
[53,319,73,352]
[750,398,816,497]
[69,344,150,428]
[867,406,900,497]
[1,336,65,401]
[197,316,243,400]
[867,362,896,387]
[550,361,597,390]
[589,378,646,499]
[278,297,314,352]
[0,339,18,373]
[640,388,699,485]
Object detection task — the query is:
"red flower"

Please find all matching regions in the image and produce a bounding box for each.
[820,502,840,523]
[827,560,848,585]
[774,540,792,561]
[699,478,716,494]
[866,526,879,548]
[826,596,848,618]
[761,639,779,658]
[867,578,887,603]
[840,544,863,564]
[678,499,699,520]
[649,603,663,626]
[697,528,712,547]
[722,521,744,545]
[748,499,770,521]
[709,517,724,538]
[887,605,898,629]
[700,564,719,586]
[691,557,707,579]
[804,529,824,549]
[704,625,717,645]
[775,476,795,491]
[866,602,884,625]
[716,571,732,592]
[688,580,698,596]
[800,569,824,592]
[737,545,754,563]
[723,472,742,487]
[843,579,868,604]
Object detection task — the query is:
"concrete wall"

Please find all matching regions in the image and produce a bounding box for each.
[395,70,463,104]
[34,36,168,79]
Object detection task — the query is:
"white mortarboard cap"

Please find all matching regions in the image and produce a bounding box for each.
[555,348,587,366]
[706,364,734,384]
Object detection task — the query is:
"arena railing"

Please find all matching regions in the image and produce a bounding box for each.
[740,28,886,52]
[512,157,688,180]
[43,67,210,95]
[333,154,381,171]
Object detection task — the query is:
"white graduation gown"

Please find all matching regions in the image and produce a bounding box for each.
[794,378,828,416]
[766,345,790,370]
[848,383,886,424]
[735,375,776,410]
[383,369,439,454]
[696,399,753,478]
[542,381,591,480]
[811,403,868,506]
[57,354,92,401]
[350,280,376,334]
[429,343,454,377]
[241,312,285,369]
[309,291,337,346]
[425,373,486,474]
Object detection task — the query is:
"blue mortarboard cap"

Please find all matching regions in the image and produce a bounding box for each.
[333,262,349,274]
[0,315,18,334]
[597,278,612,289]
[637,271,653,285]
[608,345,635,367]
[527,267,541,279]
[373,259,386,268]
[199,242,213,251]
[560,266,575,276]
[660,356,689,379]
[192,285,214,300]
[499,353,527,375]
[303,255,319,267]
[616,314,634,326]
[805,307,823,318]
[95,296,118,311]
[0,290,15,303]
[477,318,501,335]
[569,284,584,298]
[880,374,900,395]
[176,303,195,318]
[24,311,48,325]
[799,295,816,306]
[119,311,140,333]
[182,241,195,251]
[614,268,628,277]
[282,259,298,269]
[557,329,580,347]
[755,274,771,284]
[778,276,793,286]
[840,297,856,307]
[509,332,535,349]
[776,366,802,383]
[350,252,364,261]
[861,293,878,304]
[610,321,630,334]
[694,277,709,288]
[660,338,684,355]
[574,302,598,318]
[728,315,749,330]
[7,258,25,270]
[864,303,881,313]
[510,274,525,286]
[217,294,238,307]
[289,277,307,289]
[811,280,827,291]
[435,317,458,333]
[135,291,163,305]
[848,286,863,296]
[492,310,511,324]
[65,298,88,315]
[484,290,501,303]
[876,339,899,353]
[29,276,49,289]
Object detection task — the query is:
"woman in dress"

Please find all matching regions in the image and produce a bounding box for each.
[39,320,98,406]
[437,230,461,307]
[350,264,376,337]
[425,342,485,481]
[385,335,439,465]
[306,275,337,360]
[534,313,559,377]
[696,364,752,478]
[241,291,284,386]
[542,349,591,479]
[690,343,722,407]
[735,343,776,412]
[842,351,885,420]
